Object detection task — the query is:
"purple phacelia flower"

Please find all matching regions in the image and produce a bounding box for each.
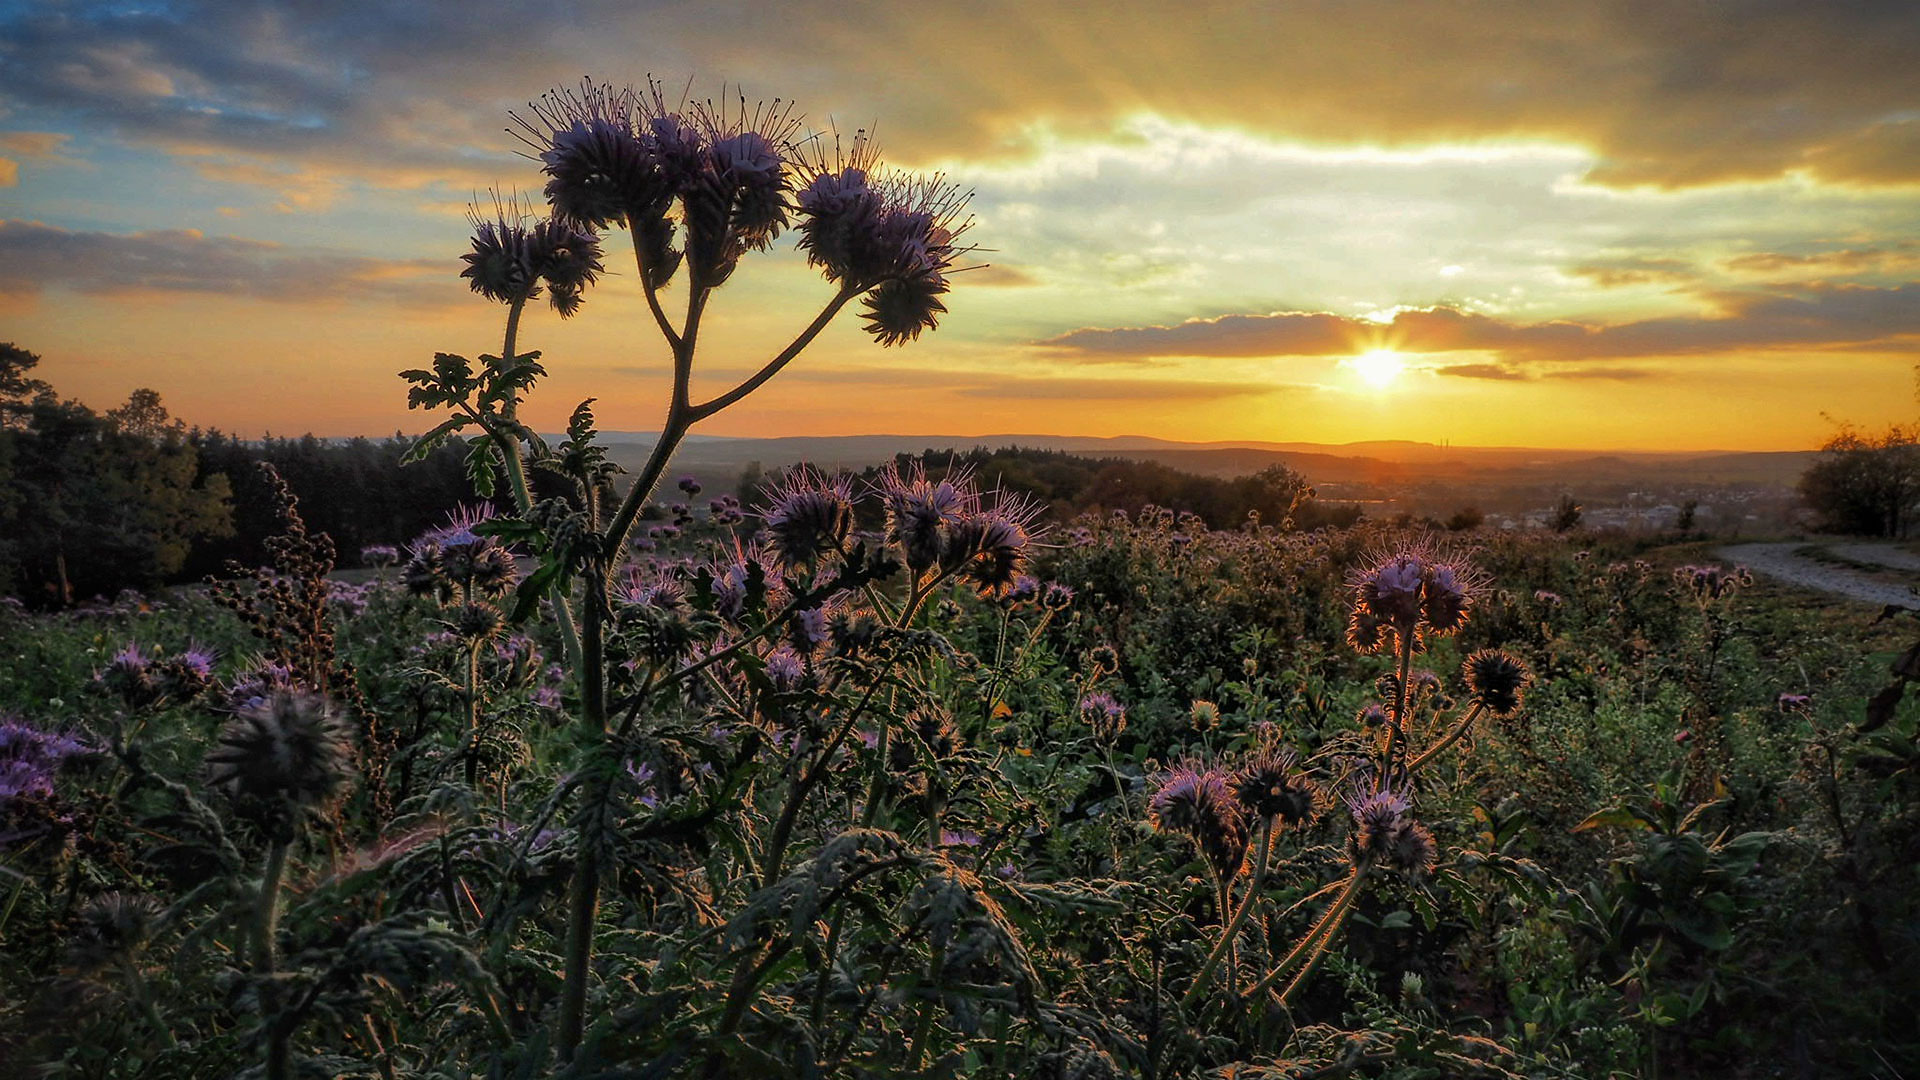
[0,715,88,804]
[766,647,806,691]
[1150,765,1248,881]
[759,467,854,571]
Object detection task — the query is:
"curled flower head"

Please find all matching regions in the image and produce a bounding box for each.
[680,91,803,285]
[96,643,157,709]
[1356,702,1390,729]
[459,200,606,317]
[1384,817,1439,880]
[1463,649,1531,716]
[1042,582,1075,611]
[759,467,854,572]
[361,544,400,568]
[678,476,703,496]
[156,644,217,702]
[206,691,353,838]
[510,80,670,231]
[409,505,517,601]
[794,131,973,345]
[1150,765,1248,881]
[945,492,1042,597]
[1232,746,1327,828]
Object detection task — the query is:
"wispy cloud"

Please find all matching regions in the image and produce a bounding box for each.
[1040,283,1920,364]
[0,220,456,306]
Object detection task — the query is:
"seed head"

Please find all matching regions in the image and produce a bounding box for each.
[1463,649,1530,716]
[206,691,353,837]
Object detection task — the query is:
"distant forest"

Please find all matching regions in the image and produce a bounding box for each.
[0,343,1361,608]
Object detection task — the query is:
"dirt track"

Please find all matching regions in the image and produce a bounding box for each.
[1716,542,1919,609]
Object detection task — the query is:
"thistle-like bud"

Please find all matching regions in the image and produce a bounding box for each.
[67,892,162,974]
[890,706,963,771]
[1463,649,1531,716]
[206,691,353,838]
[1042,582,1075,611]
[1188,699,1220,732]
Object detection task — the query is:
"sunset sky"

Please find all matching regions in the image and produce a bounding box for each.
[3,1,1918,450]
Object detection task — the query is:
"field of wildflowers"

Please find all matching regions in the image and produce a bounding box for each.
[2,77,1917,1079]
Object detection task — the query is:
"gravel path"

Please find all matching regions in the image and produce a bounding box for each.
[1826,542,1920,573]
[1717,542,1919,609]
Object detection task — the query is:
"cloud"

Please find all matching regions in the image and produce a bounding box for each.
[0,131,80,188]
[1040,283,1920,363]
[1721,245,1920,277]
[2,0,1918,195]
[1566,257,1698,288]
[951,376,1283,402]
[0,219,458,306]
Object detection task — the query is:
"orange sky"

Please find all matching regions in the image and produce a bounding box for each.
[3,1,1918,450]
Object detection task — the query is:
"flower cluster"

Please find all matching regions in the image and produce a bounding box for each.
[460,203,606,317]
[1346,545,1480,654]
[0,714,88,805]
[94,642,217,711]
[1151,744,1327,878]
[873,463,1041,597]
[1346,787,1438,879]
[404,505,519,613]
[1674,563,1753,605]
[793,134,974,345]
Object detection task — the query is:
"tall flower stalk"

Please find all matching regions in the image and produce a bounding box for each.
[404,77,975,1061]
[1152,542,1532,1013]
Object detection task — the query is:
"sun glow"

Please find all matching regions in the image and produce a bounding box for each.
[1347,349,1406,389]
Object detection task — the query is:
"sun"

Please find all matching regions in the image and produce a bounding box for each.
[1347,349,1406,389]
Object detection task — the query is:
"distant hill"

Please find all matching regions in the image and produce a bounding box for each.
[576,431,1816,491]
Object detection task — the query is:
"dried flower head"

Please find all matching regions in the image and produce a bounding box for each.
[1463,649,1531,716]
[68,892,162,972]
[206,691,353,837]
[1188,699,1221,732]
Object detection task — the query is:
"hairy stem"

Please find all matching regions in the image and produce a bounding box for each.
[1183,816,1276,1009]
[1241,864,1369,1002]
[1405,701,1485,775]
